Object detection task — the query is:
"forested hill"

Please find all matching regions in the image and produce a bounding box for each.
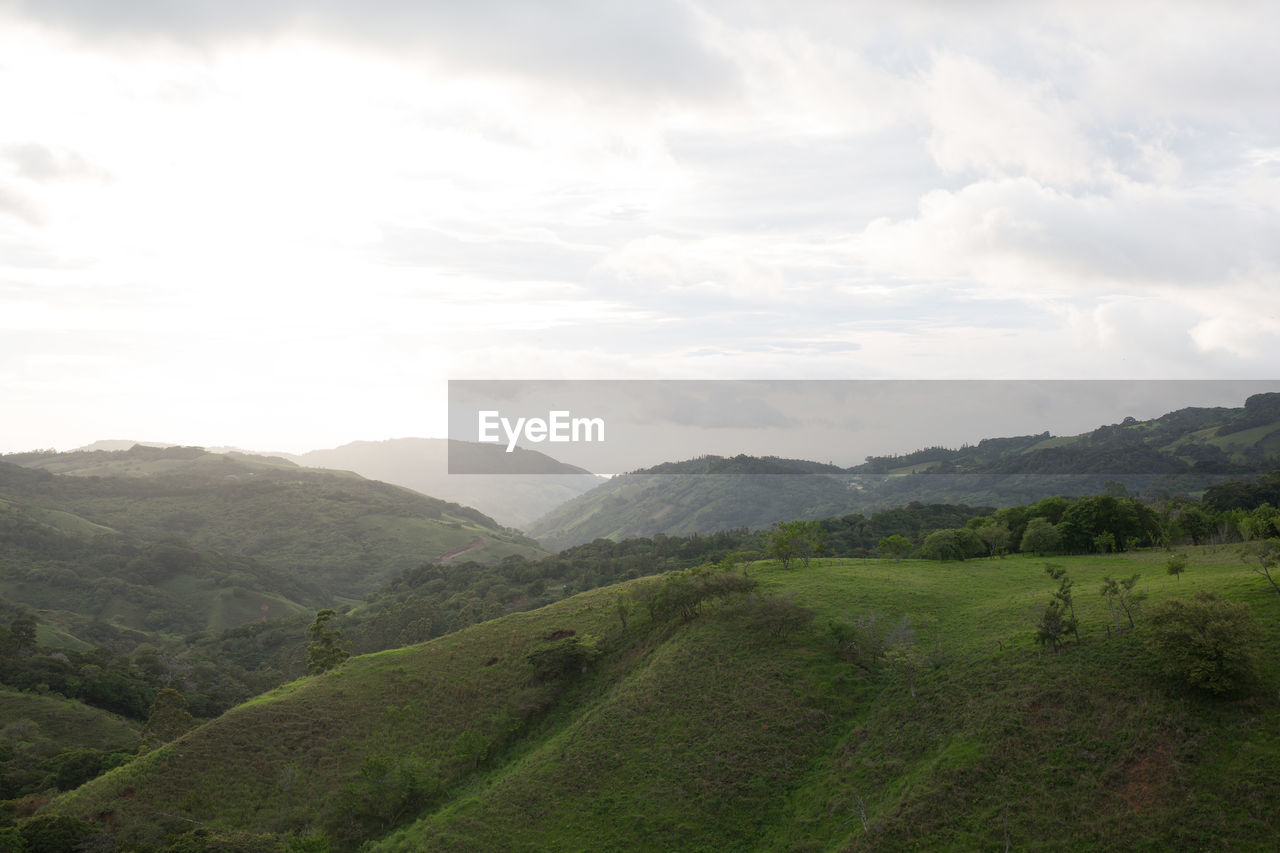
[527,454,862,551]
[527,393,1280,550]
[0,446,547,641]
[857,393,1280,477]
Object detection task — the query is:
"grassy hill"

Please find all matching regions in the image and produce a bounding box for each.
[528,394,1280,550]
[45,545,1280,851]
[0,447,548,669]
[0,689,140,801]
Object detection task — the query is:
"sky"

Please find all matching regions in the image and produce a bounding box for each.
[2,1,1279,457]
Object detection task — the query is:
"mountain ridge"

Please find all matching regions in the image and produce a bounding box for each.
[527,393,1280,549]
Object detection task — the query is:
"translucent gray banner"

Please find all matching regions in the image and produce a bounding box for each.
[447,379,1280,478]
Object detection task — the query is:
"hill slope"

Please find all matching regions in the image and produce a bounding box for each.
[528,393,1280,549]
[528,454,858,551]
[0,446,547,639]
[47,547,1280,851]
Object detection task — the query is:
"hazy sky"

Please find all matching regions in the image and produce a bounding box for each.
[3,2,1279,455]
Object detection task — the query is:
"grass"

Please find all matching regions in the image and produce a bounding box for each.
[0,690,140,752]
[45,547,1280,851]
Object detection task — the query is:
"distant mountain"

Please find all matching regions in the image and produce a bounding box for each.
[527,393,1280,549]
[527,455,861,551]
[72,439,173,452]
[285,438,604,529]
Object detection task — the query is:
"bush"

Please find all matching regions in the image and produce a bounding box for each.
[1147,592,1263,694]
[918,528,985,561]
[525,635,600,682]
[634,567,757,623]
[741,595,814,640]
[19,813,97,853]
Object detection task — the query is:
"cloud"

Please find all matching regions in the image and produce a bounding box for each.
[856,177,1280,293]
[4,144,110,182]
[3,0,738,101]
[923,53,1100,185]
[0,182,45,226]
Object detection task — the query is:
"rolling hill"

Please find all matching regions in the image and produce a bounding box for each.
[528,393,1280,549]
[43,546,1280,851]
[0,445,547,643]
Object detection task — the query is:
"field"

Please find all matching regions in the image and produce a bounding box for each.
[47,544,1280,851]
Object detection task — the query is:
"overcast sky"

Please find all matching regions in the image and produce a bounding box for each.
[3,1,1278,456]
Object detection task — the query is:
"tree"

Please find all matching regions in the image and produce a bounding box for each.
[1165,553,1188,582]
[141,687,196,750]
[9,614,37,653]
[1239,538,1280,597]
[1147,592,1263,694]
[1100,574,1145,631]
[1034,600,1072,653]
[918,528,985,561]
[878,534,912,561]
[768,520,826,569]
[977,523,1011,557]
[1043,564,1079,644]
[1020,518,1060,557]
[307,609,350,674]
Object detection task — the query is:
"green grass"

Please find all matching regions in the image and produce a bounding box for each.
[0,690,140,752]
[45,547,1280,851]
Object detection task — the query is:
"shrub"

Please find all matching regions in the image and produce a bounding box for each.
[741,595,815,640]
[19,813,97,853]
[1147,592,1263,694]
[918,528,985,561]
[525,634,600,682]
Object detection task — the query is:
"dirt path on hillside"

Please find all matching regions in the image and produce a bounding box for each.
[437,538,485,563]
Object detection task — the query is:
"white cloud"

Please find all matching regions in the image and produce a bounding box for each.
[857,177,1280,293]
[923,53,1101,185]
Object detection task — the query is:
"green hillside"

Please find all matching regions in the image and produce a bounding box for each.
[45,546,1280,851]
[0,447,547,639]
[0,689,140,801]
[529,394,1280,549]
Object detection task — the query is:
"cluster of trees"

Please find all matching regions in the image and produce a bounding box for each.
[865,486,1280,562]
[0,624,157,720]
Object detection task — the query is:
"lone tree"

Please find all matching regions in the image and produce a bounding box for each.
[1100,574,1145,631]
[1034,600,1073,653]
[768,520,826,569]
[1240,538,1280,597]
[1147,592,1263,694]
[1165,553,1188,582]
[307,609,350,674]
[1041,564,1080,645]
